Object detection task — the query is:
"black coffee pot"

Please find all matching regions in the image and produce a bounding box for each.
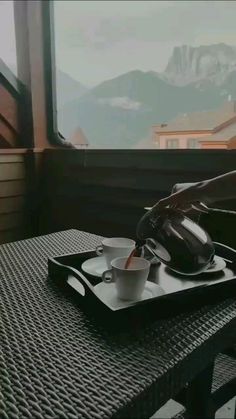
[136,207,215,275]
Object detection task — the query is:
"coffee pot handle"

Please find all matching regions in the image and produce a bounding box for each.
[213,242,236,263]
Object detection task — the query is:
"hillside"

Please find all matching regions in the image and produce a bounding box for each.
[58,44,236,148]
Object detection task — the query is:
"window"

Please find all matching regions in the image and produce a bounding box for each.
[166,139,179,149]
[187,138,199,149]
[155,139,160,149]
[0,1,17,75]
[53,1,236,150]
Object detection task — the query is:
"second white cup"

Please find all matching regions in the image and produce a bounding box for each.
[96,237,136,269]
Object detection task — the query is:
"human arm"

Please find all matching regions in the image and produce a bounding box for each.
[153,170,236,211]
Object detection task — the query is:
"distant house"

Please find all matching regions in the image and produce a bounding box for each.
[69,127,89,148]
[152,101,236,149]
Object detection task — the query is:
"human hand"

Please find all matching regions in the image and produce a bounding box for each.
[152,181,209,213]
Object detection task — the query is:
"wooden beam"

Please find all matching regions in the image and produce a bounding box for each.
[0,85,19,133]
[14,1,33,148]
[0,120,17,147]
[13,1,72,149]
[0,148,44,155]
[14,1,52,149]
[0,59,20,97]
[0,162,25,181]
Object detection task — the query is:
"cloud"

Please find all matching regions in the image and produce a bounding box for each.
[55,1,236,50]
[54,0,236,85]
[98,96,142,110]
[0,1,17,67]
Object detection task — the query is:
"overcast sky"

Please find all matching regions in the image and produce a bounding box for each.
[0,1,16,71]
[55,0,236,86]
[1,1,236,85]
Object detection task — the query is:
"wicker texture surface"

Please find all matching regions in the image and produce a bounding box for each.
[212,353,236,392]
[0,229,236,419]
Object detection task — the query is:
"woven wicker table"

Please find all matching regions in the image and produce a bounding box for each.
[0,229,236,419]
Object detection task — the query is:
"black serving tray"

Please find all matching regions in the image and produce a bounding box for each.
[48,242,236,325]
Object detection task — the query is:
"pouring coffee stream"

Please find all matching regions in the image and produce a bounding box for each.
[124,248,137,269]
[124,242,146,269]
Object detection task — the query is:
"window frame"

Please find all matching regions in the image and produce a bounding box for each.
[41,1,68,147]
[12,0,69,149]
[187,138,199,149]
[41,0,236,157]
[166,138,179,149]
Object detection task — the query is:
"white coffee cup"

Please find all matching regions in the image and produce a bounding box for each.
[96,237,135,269]
[102,256,150,301]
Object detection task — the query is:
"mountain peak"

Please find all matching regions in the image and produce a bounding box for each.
[163,43,236,86]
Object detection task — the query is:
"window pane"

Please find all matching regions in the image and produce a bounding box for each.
[167,139,179,149]
[187,138,199,149]
[54,1,236,150]
[0,1,17,75]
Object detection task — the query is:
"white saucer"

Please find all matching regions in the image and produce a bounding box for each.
[82,256,107,277]
[205,255,226,273]
[94,281,165,310]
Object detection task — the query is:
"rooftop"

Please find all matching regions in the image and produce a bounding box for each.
[198,120,236,142]
[155,101,236,133]
[69,127,89,147]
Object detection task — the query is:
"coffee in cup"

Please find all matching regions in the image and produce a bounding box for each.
[102,256,150,301]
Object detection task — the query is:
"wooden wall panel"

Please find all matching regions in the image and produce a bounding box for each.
[40,149,236,247]
[0,154,23,163]
[0,196,25,214]
[0,85,19,132]
[0,212,24,230]
[0,180,26,197]
[0,162,25,180]
[48,148,236,172]
[0,119,17,147]
[0,152,27,244]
